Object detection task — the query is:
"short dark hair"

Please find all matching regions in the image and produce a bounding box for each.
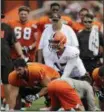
[79,8,89,14]
[50,3,60,9]
[84,13,94,19]
[14,58,27,68]
[99,66,104,77]
[18,6,31,13]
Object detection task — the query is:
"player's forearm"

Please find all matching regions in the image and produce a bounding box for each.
[37,49,43,63]
[38,87,48,97]
[14,42,25,58]
[29,42,36,50]
[9,91,17,109]
[9,86,19,110]
[61,61,74,78]
[9,98,16,109]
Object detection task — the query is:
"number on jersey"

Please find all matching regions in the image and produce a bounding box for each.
[14,27,31,40]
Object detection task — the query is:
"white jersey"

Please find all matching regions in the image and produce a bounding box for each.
[39,24,79,58]
[44,45,86,78]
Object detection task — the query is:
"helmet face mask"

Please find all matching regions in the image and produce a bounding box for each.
[49,32,67,53]
[49,39,60,52]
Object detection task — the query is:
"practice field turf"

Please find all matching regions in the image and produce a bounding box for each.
[1,95,100,111]
[25,95,100,111]
[26,97,45,111]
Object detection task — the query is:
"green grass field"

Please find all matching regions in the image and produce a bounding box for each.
[26,97,45,111]
[1,95,100,111]
[25,95,100,111]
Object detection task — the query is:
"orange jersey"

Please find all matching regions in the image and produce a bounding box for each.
[8,20,37,61]
[48,79,82,110]
[72,21,102,33]
[72,22,85,33]
[61,16,73,26]
[92,68,104,87]
[36,15,73,49]
[92,21,102,30]
[8,63,60,87]
[35,16,51,49]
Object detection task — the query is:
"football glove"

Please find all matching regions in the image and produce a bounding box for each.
[25,94,39,103]
[96,91,104,102]
[22,46,30,54]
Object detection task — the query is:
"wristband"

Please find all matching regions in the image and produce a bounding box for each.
[24,57,29,62]
[35,94,40,99]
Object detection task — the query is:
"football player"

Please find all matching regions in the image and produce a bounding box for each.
[72,8,102,33]
[36,2,73,49]
[47,79,84,111]
[44,31,91,83]
[8,6,37,62]
[8,58,60,110]
[41,77,96,111]
[92,66,104,111]
[38,13,78,63]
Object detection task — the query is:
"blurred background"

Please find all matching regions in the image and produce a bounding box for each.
[1,0,103,23]
[1,1,104,111]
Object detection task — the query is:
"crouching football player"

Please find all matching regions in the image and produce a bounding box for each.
[92,66,104,111]
[8,58,60,111]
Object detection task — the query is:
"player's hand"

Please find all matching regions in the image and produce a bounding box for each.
[24,57,29,62]
[25,94,39,103]
[22,46,29,54]
[96,91,104,101]
[99,93,104,101]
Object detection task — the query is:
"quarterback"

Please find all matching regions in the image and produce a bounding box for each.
[44,31,88,79]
